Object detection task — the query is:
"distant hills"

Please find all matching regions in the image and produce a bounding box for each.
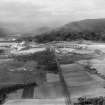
[1,18,105,42]
[33,18,105,43]
[60,18,105,33]
[0,23,53,38]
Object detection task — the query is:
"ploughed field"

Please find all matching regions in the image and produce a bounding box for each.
[61,64,95,86]
[61,63,105,99]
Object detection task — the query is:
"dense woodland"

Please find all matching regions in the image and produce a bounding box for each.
[34,31,105,43]
[18,31,105,43]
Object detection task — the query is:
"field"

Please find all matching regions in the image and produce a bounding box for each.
[1,41,105,104]
[0,48,59,101]
[61,63,105,98]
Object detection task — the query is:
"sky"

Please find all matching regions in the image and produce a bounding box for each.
[0,0,105,34]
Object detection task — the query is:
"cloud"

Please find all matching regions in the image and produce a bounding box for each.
[0,0,105,33]
[0,0,105,20]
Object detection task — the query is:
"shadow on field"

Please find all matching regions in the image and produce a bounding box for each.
[0,83,37,104]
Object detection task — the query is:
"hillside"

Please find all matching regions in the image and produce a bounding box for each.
[33,18,105,43]
[61,18,105,33]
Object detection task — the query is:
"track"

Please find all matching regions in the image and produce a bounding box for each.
[51,47,72,105]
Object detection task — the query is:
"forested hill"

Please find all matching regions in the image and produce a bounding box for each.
[20,18,105,43]
[61,18,105,33]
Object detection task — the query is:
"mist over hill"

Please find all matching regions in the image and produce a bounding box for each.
[0,27,8,38]
[1,18,105,41]
[0,22,54,38]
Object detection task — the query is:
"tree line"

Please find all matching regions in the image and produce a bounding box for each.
[17,30,105,43]
[34,31,105,43]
